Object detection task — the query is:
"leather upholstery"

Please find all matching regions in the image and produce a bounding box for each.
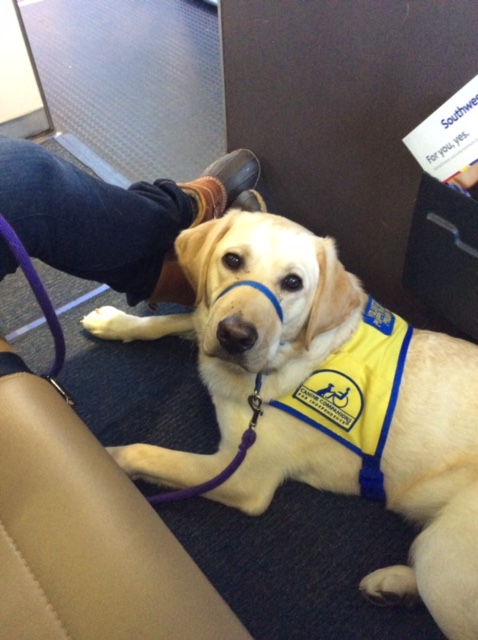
[0,371,251,640]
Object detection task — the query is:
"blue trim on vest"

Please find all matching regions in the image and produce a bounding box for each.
[216,281,284,323]
[269,399,364,457]
[375,323,414,461]
[359,323,413,501]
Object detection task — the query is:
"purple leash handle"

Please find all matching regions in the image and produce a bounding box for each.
[0,213,65,377]
[147,427,257,505]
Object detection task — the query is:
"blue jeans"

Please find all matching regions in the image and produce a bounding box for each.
[0,136,195,304]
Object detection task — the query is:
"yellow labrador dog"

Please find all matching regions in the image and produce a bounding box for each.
[82,210,478,640]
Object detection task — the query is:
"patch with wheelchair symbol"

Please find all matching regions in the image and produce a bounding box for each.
[293,369,364,432]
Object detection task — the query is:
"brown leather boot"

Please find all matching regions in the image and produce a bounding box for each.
[148,150,262,309]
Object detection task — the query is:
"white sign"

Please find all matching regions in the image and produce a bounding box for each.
[403,74,478,182]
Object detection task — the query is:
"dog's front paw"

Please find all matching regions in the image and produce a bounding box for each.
[106,444,143,475]
[359,565,420,608]
[81,306,138,342]
[107,444,152,482]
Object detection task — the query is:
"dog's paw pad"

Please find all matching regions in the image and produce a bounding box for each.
[359,565,420,609]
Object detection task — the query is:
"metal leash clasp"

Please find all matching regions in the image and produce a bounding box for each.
[248,391,263,429]
[42,375,76,407]
[247,372,264,430]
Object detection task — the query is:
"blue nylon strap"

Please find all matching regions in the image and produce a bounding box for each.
[216,280,284,323]
[359,455,386,501]
[358,324,414,502]
[0,352,33,377]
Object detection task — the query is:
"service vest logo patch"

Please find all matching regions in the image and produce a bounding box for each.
[293,369,364,433]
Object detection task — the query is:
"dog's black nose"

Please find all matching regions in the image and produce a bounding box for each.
[217,315,258,354]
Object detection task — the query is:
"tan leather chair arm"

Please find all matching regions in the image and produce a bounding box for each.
[0,372,251,640]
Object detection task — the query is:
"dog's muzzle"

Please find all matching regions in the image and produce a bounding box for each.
[215,280,283,355]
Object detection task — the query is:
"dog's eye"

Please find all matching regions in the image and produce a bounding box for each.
[281,274,303,291]
[223,252,243,271]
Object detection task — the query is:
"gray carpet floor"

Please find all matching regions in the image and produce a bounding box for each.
[20,0,225,184]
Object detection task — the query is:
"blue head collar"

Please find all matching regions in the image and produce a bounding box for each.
[215,280,284,323]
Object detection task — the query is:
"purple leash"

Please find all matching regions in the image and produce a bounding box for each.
[0,213,66,378]
[147,426,257,505]
[147,373,264,505]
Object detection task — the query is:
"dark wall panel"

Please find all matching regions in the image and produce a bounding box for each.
[221,0,478,332]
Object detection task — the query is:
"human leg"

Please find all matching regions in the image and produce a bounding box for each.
[0,136,193,303]
[0,137,261,305]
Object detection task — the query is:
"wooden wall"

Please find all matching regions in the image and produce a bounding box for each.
[220,1,478,333]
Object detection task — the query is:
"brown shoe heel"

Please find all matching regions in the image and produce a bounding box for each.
[148,249,195,311]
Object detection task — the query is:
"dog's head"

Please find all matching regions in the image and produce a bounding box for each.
[175,210,361,373]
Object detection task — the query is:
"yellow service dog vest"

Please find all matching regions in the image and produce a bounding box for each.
[270,297,414,501]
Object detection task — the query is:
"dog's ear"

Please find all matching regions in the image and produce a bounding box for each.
[305,237,362,347]
[175,214,235,305]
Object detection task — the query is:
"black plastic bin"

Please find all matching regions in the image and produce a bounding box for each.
[403,172,478,341]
